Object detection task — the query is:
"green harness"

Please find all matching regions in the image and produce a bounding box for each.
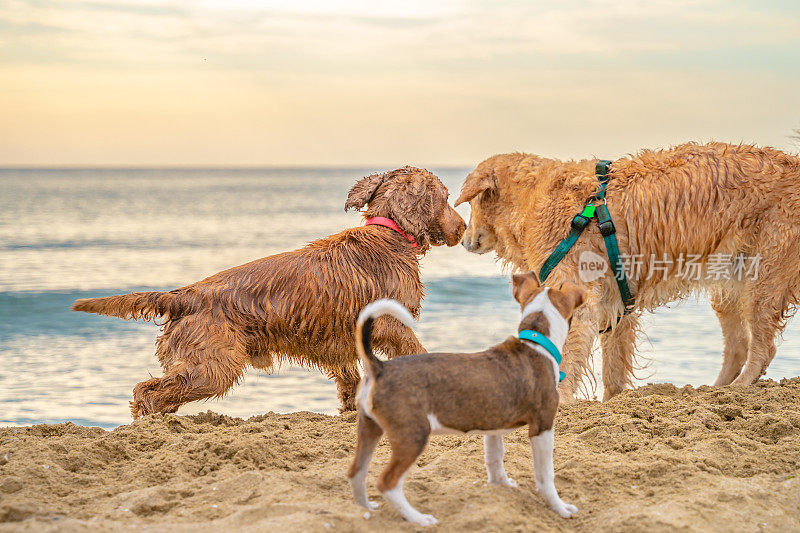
[538,160,635,331]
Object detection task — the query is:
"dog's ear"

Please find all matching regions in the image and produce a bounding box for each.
[512,271,541,305]
[345,171,389,211]
[557,281,587,314]
[455,166,496,206]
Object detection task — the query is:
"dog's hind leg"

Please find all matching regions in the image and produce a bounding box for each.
[347,412,384,510]
[732,242,800,386]
[377,427,435,526]
[131,315,248,418]
[484,434,516,487]
[599,313,639,401]
[732,304,780,386]
[131,358,246,418]
[710,291,750,386]
[530,428,577,518]
[731,289,786,386]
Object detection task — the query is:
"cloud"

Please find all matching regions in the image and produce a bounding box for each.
[2,0,798,70]
[0,0,798,164]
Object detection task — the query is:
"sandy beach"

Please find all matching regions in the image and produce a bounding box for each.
[1,378,798,532]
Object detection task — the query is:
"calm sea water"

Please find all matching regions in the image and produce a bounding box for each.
[1,168,798,428]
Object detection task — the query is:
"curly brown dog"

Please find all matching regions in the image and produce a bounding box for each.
[73,167,465,417]
[456,142,800,400]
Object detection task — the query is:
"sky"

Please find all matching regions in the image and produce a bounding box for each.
[1,0,799,166]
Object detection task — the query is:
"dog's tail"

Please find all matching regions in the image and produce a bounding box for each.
[72,291,194,321]
[356,299,415,377]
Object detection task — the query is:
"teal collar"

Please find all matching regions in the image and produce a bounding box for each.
[518,329,566,382]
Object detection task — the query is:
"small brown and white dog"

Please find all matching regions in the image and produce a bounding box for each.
[72,166,465,417]
[347,271,585,526]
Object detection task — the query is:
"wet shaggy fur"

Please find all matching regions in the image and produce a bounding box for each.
[456,142,800,400]
[73,167,465,417]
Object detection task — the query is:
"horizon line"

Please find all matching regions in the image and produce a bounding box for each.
[0,164,475,171]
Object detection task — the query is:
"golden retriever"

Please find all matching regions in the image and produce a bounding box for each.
[73,166,465,416]
[456,142,800,400]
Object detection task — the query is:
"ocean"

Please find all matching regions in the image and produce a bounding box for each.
[1,168,798,428]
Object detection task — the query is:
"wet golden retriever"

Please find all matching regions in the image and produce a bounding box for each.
[74,167,465,416]
[456,142,800,400]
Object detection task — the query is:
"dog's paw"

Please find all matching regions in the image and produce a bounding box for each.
[409,513,438,527]
[554,501,578,518]
[489,477,518,488]
[501,477,518,488]
[354,498,379,510]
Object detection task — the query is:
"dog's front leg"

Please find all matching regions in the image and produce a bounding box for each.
[530,429,577,518]
[400,329,427,355]
[559,297,597,402]
[599,313,639,400]
[331,362,361,412]
[384,330,427,358]
[372,319,427,359]
[484,434,517,487]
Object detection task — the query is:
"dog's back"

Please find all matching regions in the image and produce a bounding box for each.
[362,345,558,432]
[193,226,425,360]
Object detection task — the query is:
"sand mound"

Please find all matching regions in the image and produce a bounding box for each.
[1,379,799,532]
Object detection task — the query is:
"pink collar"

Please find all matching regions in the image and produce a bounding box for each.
[364,217,417,248]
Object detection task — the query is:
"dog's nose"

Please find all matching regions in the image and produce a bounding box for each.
[461,234,475,251]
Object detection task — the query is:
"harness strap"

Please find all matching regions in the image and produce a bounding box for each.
[538,160,635,331]
[596,203,635,312]
[593,159,611,200]
[537,208,591,282]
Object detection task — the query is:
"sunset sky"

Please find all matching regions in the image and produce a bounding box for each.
[1,0,799,166]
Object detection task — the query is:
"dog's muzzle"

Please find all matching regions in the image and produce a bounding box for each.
[461,229,490,254]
